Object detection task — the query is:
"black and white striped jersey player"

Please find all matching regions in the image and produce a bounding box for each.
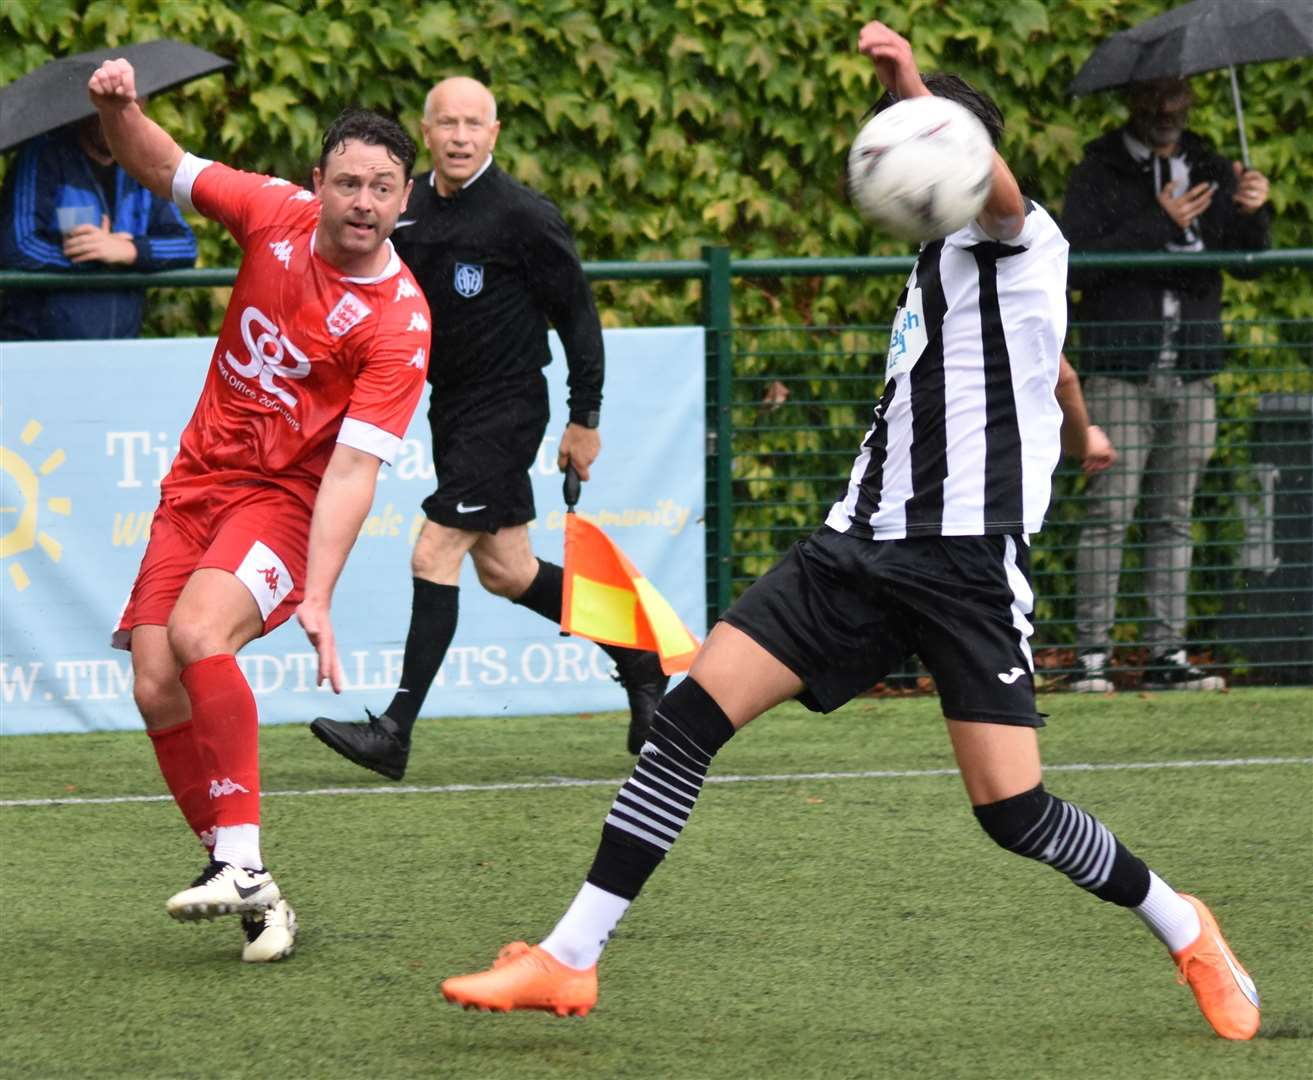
[440,21,1260,1042]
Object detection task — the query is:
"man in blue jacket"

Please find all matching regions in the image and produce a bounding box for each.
[0,114,197,339]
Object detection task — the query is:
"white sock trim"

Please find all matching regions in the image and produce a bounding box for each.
[212,824,263,871]
[540,881,630,970]
[1134,871,1201,953]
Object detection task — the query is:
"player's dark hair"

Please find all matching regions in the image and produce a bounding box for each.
[865,72,1005,146]
[319,107,418,179]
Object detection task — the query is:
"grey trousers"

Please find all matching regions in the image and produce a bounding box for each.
[1075,373,1218,654]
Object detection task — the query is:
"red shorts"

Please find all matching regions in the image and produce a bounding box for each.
[113,483,313,650]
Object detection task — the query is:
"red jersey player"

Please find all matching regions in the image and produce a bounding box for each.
[89,58,430,962]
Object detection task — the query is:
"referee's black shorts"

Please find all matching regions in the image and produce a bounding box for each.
[421,375,551,533]
[721,526,1045,726]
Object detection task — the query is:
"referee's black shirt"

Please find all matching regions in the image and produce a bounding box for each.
[392,162,603,424]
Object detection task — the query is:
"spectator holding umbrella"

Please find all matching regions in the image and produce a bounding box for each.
[0,112,198,339]
[1061,0,1303,693]
[1063,76,1271,693]
[0,41,230,340]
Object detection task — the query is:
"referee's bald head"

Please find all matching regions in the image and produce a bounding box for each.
[424,77,497,126]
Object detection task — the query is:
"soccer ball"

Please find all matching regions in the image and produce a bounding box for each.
[846,95,994,242]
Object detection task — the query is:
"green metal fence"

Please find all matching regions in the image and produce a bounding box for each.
[4,248,1311,689]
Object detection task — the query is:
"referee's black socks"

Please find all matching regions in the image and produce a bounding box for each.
[385,578,459,733]
[515,559,655,670]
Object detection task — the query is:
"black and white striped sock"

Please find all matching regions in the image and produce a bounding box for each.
[539,679,735,970]
[974,784,1150,906]
[588,677,735,897]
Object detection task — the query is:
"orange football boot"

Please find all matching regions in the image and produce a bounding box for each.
[441,942,598,1018]
[1172,894,1260,1040]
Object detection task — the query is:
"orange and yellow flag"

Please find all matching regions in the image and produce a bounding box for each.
[561,513,700,675]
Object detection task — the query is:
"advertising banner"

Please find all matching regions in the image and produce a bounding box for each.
[1,327,705,734]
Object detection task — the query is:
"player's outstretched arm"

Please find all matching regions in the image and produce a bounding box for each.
[1056,353,1117,475]
[856,19,1024,240]
[87,59,183,202]
[297,444,384,693]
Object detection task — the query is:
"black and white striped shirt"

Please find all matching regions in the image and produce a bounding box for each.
[826,201,1068,539]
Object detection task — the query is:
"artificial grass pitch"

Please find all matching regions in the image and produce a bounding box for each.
[1,688,1310,1079]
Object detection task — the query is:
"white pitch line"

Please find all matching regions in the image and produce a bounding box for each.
[1,755,1309,809]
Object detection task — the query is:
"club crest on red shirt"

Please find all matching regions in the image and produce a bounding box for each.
[326,291,372,337]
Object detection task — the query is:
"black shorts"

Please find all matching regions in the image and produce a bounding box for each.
[421,375,551,533]
[721,526,1045,726]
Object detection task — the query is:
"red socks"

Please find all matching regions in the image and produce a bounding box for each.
[179,654,261,828]
[146,719,216,850]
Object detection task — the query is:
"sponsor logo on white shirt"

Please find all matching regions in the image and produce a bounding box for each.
[326,292,373,337]
[886,282,926,377]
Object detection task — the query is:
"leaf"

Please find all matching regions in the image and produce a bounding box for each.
[1010,0,1050,39]
[249,86,299,122]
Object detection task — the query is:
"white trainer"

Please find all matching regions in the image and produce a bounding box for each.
[241,899,298,963]
[1070,651,1113,693]
[166,860,280,921]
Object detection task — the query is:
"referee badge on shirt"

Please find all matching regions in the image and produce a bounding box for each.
[453,263,484,298]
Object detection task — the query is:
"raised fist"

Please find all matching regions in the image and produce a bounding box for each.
[88,58,138,110]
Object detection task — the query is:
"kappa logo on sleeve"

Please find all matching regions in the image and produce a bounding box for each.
[394,277,420,302]
[409,348,426,369]
[454,262,484,298]
[269,240,293,268]
[261,177,292,188]
[406,311,429,333]
[326,291,373,337]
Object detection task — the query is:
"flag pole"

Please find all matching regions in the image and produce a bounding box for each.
[560,464,581,636]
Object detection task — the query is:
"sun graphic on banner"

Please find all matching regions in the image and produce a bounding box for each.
[1,413,72,592]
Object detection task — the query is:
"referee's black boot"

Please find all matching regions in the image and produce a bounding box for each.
[613,650,669,754]
[309,710,410,781]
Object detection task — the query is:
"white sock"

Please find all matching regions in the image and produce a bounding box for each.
[1134,871,1201,952]
[540,882,631,970]
[212,824,263,871]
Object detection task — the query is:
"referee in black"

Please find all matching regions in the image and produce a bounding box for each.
[309,76,666,778]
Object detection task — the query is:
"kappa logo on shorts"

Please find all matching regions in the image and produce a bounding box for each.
[454,262,484,298]
[209,777,250,798]
[237,541,293,621]
[258,565,280,596]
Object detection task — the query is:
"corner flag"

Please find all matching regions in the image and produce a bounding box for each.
[561,512,699,675]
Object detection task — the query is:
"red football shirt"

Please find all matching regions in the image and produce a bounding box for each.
[164,156,431,509]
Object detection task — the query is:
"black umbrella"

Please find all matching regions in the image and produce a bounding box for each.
[0,39,231,153]
[1069,0,1313,166]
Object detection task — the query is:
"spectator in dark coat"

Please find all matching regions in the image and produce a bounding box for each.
[1062,77,1271,693]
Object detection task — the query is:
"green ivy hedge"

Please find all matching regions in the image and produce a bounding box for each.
[4,0,1308,335]
[5,1,1310,656]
